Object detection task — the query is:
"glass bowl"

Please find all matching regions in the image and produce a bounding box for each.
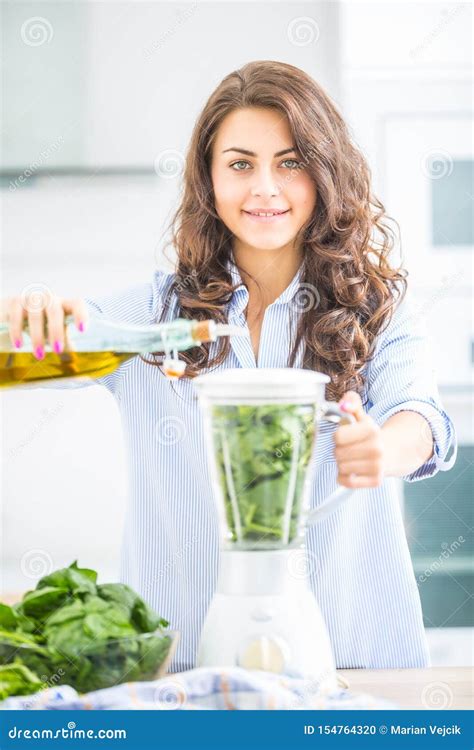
[0,629,179,695]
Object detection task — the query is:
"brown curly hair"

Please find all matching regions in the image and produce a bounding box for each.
[145,60,408,402]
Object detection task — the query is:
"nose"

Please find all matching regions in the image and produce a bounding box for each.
[250,166,281,199]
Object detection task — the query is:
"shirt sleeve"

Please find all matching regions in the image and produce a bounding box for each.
[20,271,175,396]
[365,288,458,483]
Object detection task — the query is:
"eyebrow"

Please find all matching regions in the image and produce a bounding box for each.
[222,147,297,157]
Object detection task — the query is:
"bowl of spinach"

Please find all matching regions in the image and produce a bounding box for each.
[0,561,178,700]
[210,403,316,549]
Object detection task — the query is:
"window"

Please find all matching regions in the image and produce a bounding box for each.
[405,445,473,627]
[431,159,474,247]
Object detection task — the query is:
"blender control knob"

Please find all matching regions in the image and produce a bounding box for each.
[237,635,290,673]
[250,606,275,622]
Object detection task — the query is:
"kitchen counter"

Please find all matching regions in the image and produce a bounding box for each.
[337,667,473,709]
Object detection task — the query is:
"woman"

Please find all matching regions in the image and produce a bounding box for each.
[5,61,457,671]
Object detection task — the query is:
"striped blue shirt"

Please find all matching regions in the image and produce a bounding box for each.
[40,257,457,670]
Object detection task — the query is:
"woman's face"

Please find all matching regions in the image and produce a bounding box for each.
[210,107,317,253]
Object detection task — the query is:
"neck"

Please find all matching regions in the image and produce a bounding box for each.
[232,241,303,310]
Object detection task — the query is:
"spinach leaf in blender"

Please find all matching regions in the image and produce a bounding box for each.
[211,404,315,546]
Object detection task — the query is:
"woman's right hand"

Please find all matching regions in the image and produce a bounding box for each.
[1,293,89,359]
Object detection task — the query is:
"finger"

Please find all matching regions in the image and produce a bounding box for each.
[0,298,10,322]
[62,298,89,332]
[337,459,381,477]
[339,390,365,421]
[45,298,66,354]
[333,420,377,447]
[28,309,47,360]
[338,472,384,489]
[334,437,383,462]
[6,298,27,349]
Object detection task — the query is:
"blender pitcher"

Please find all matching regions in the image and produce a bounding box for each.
[195,367,355,549]
[194,368,355,682]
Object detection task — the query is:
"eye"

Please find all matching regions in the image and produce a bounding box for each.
[281,158,303,169]
[230,160,251,171]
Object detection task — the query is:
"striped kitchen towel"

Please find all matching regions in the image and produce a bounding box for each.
[0,667,396,710]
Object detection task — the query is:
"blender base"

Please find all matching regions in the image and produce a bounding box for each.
[197,549,338,690]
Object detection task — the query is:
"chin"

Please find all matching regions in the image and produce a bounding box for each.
[244,235,294,251]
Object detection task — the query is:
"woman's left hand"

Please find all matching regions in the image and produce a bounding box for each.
[333,391,385,488]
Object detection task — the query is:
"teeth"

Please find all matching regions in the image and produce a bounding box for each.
[250,211,284,216]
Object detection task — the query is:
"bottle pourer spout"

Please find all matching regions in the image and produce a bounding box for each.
[212,323,248,338]
[191,320,249,343]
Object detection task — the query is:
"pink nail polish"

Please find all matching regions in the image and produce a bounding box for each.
[14,339,22,349]
[78,321,84,332]
[35,345,44,360]
[340,401,351,411]
[53,340,63,354]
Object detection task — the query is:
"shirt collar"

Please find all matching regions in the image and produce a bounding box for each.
[226,254,304,316]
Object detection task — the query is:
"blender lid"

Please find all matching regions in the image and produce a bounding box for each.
[193,367,330,402]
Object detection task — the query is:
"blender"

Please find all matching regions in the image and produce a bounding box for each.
[194,368,355,686]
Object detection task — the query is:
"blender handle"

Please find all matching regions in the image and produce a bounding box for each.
[306,400,356,527]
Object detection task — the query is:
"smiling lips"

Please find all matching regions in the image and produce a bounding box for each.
[242,209,290,223]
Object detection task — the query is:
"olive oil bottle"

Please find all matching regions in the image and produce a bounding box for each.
[0,314,244,389]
